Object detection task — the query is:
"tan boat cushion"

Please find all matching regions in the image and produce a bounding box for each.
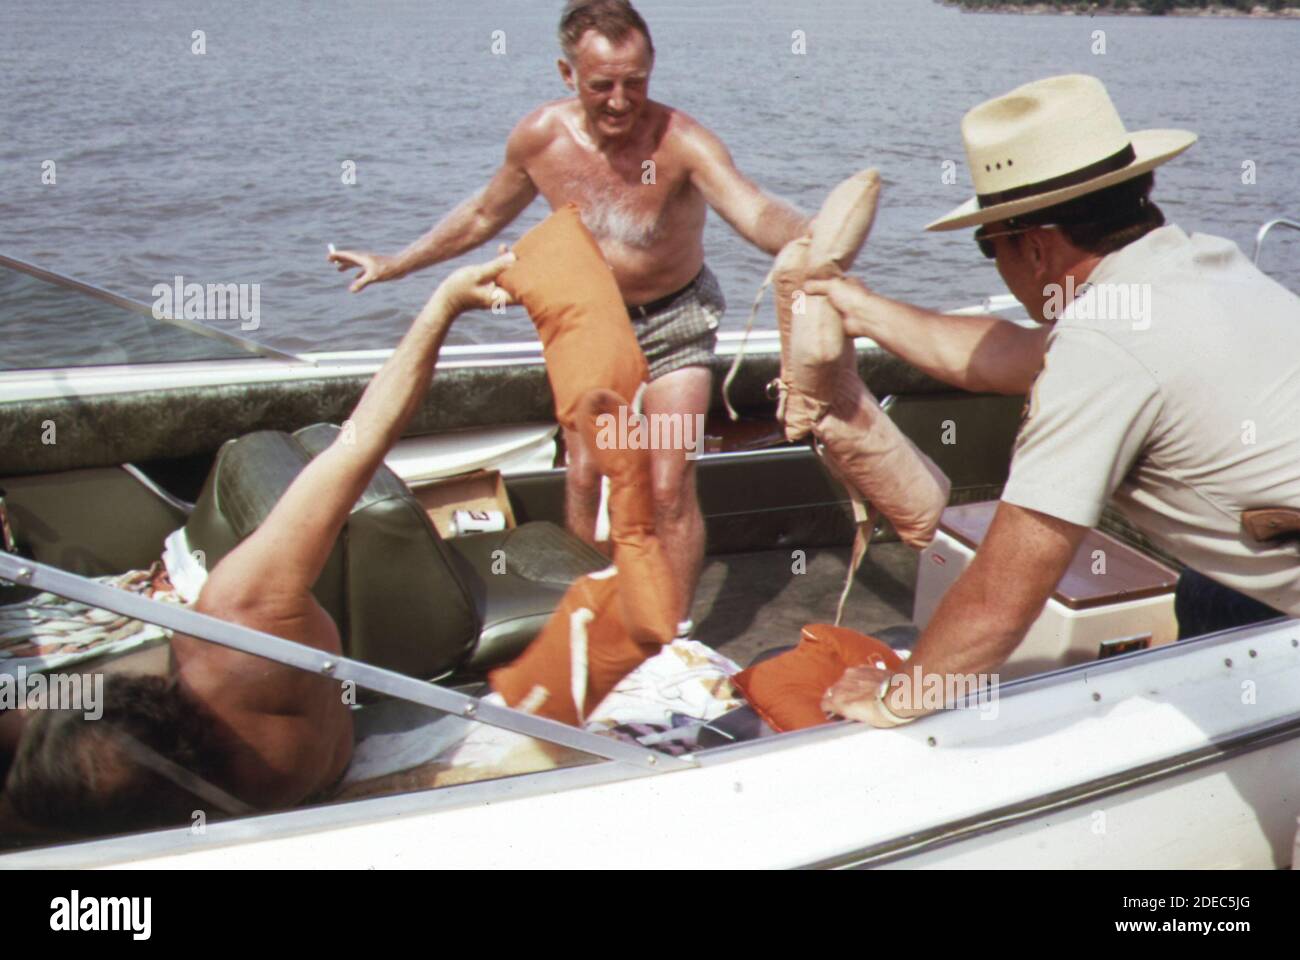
[771,168,949,548]
[777,169,883,424]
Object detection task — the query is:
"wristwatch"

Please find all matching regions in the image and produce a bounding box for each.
[872,675,915,728]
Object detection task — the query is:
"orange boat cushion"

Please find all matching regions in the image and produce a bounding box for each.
[490,390,679,726]
[731,624,906,732]
[578,389,679,645]
[490,210,677,725]
[496,204,648,431]
[490,569,660,727]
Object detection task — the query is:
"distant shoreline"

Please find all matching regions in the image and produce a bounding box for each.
[940,2,1300,16]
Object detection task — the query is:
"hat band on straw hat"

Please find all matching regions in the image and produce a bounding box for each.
[976,143,1136,209]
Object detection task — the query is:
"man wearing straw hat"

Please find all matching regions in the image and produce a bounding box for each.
[813,74,1300,728]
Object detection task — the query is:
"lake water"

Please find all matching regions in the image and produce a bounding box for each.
[2,0,1298,354]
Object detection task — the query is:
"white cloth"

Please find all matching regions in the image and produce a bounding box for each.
[583,639,743,732]
[0,569,172,674]
[162,527,208,604]
[1002,225,1300,615]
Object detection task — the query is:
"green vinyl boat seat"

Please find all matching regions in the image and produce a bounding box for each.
[445,520,611,673]
[183,424,607,682]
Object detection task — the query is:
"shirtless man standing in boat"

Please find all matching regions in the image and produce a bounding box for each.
[330,0,808,624]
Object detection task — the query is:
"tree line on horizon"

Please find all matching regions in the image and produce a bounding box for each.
[952,0,1300,12]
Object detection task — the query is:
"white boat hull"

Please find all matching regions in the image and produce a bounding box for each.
[7,618,1297,870]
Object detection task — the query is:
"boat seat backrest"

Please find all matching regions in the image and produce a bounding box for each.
[185,425,481,679]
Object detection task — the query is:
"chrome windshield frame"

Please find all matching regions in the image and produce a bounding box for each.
[0,552,689,772]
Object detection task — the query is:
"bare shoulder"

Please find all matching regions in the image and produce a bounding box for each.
[659,105,734,167]
[507,99,573,159]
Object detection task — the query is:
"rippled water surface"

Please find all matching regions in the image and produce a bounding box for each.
[2,0,1298,356]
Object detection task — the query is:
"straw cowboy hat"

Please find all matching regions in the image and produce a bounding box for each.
[926,74,1197,232]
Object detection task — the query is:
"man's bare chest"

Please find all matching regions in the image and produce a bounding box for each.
[528,144,695,248]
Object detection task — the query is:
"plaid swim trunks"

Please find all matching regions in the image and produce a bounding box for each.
[626,265,725,381]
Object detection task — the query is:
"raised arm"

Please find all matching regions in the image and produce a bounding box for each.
[683,120,810,255]
[805,275,1050,396]
[214,255,514,599]
[329,117,542,292]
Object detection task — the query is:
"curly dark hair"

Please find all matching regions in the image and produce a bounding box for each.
[4,673,229,836]
[559,0,654,62]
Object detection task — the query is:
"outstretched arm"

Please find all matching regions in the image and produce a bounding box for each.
[805,275,1050,396]
[218,255,515,599]
[825,503,1085,725]
[684,122,810,255]
[329,119,540,292]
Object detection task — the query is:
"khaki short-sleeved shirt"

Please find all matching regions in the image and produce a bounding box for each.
[1001,225,1300,616]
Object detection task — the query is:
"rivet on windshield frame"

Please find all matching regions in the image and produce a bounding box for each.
[463,703,477,717]
[647,755,658,766]
[926,737,937,747]
[320,660,336,675]
[1224,658,1233,668]
[15,567,33,583]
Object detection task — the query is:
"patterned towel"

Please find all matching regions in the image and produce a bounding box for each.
[0,564,180,674]
[583,639,745,753]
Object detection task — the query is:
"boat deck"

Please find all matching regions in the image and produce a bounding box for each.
[692,541,919,667]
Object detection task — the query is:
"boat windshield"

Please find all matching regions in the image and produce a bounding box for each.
[0,254,290,371]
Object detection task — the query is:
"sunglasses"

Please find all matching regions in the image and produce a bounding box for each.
[975,221,1058,260]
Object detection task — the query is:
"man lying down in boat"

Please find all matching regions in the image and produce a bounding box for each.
[1,256,516,833]
[3,196,830,833]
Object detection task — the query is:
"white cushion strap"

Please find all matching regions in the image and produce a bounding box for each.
[569,607,596,724]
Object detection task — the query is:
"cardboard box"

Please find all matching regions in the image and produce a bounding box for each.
[411,470,516,538]
[914,501,1179,678]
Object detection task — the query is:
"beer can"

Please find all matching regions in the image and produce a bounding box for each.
[450,509,506,536]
